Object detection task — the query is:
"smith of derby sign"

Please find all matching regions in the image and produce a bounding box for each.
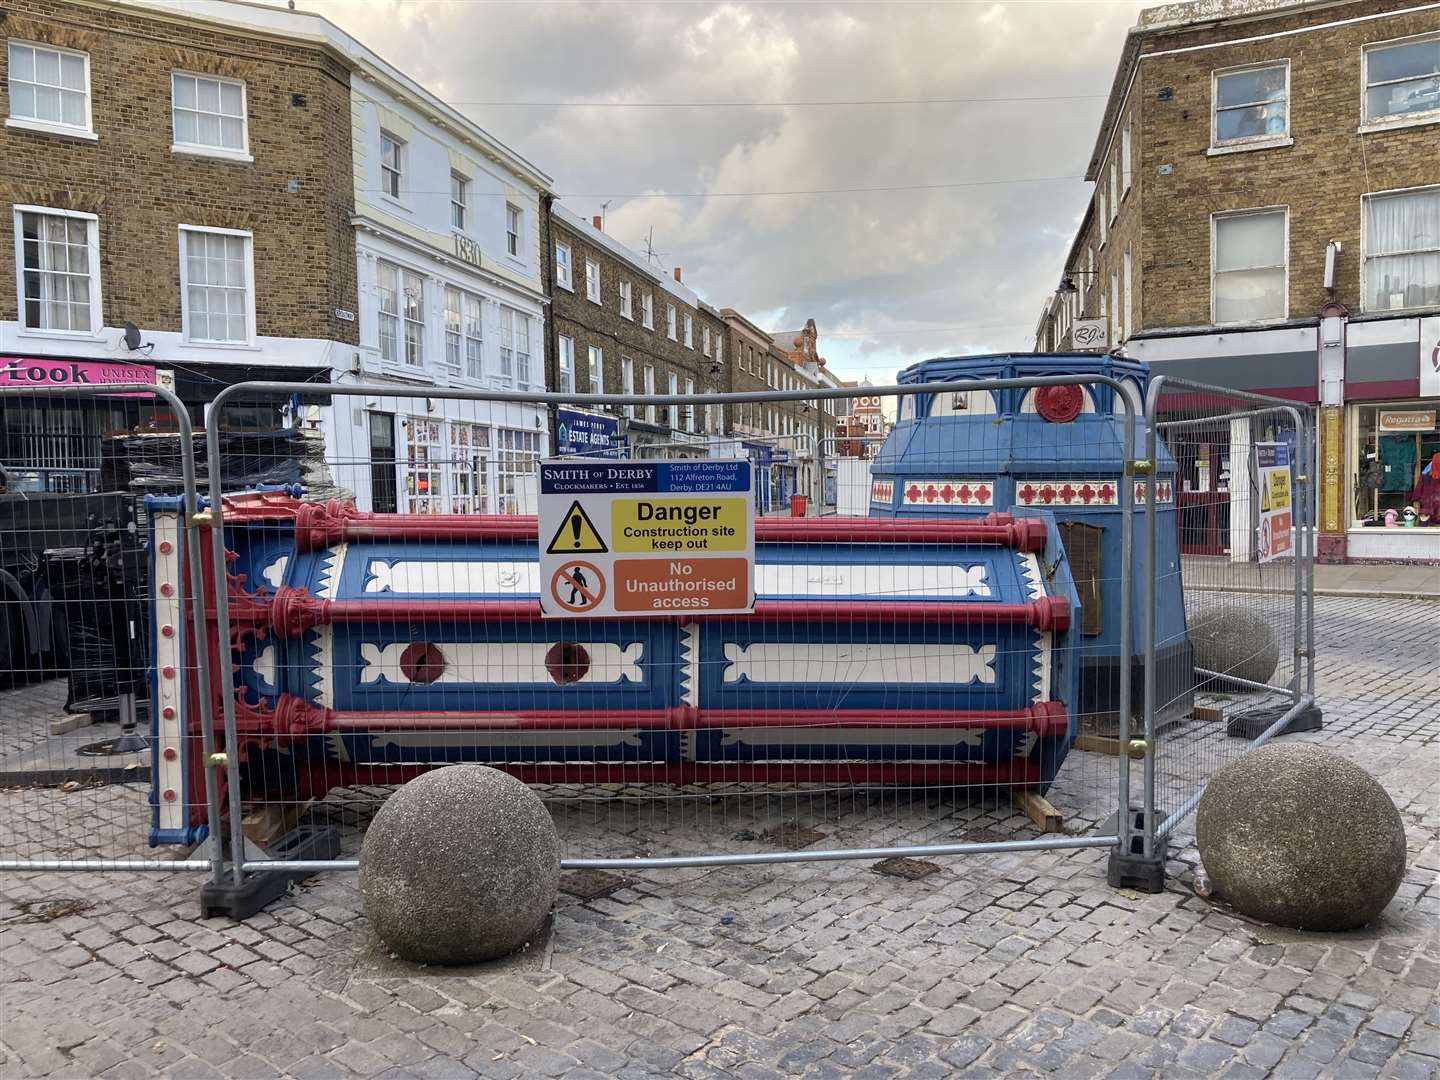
[1256,442,1293,564]
[538,458,755,617]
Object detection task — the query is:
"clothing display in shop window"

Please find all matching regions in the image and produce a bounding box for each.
[1378,434,1416,491]
[1410,453,1440,523]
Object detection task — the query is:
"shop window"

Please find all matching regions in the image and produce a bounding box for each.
[368,412,397,513]
[497,428,539,514]
[1353,404,1440,528]
[405,417,445,514]
[448,422,490,514]
[1362,186,1440,312]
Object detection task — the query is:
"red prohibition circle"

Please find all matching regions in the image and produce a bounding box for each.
[549,560,606,613]
[1035,384,1085,423]
[399,642,447,684]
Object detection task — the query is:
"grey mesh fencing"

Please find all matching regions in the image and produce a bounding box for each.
[189,375,1137,888]
[0,383,221,876]
[1135,376,1317,880]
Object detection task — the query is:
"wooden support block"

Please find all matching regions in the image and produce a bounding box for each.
[1074,732,1122,755]
[50,714,92,736]
[1190,704,1225,723]
[1013,790,1063,833]
[241,802,309,847]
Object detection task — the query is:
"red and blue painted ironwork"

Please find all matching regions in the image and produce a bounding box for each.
[145,495,1081,844]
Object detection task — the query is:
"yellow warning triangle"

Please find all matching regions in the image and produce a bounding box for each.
[1260,484,1271,512]
[546,500,609,554]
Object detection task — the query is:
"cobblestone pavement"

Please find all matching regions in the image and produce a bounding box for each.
[1,596,1438,1079]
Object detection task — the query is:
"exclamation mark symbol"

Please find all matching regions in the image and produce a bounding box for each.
[571,511,582,548]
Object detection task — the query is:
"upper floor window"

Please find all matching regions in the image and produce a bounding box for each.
[1109,161,1118,222]
[622,355,635,418]
[715,337,723,364]
[380,133,403,199]
[1212,62,1288,147]
[1122,116,1133,193]
[683,313,694,348]
[619,280,633,319]
[14,206,100,333]
[702,326,711,356]
[557,334,575,394]
[7,41,91,137]
[1212,208,1288,324]
[666,303,677,340]
[450,171,469,230]
[585,258,600,304]
[642,291,654,329]
[505,204,521,257]
[444,286,483,379]
[555,241,572,290]
[179,226,254,345]
[587,345,604,394]
[377,260,424,366]
[499,306,530,384]
[1098,191,1108,245]
[1362,186,1440,312]
[1363,34,1440,126]
[172,73,248,158]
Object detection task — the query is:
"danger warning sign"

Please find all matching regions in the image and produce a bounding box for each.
[537,458,755,618]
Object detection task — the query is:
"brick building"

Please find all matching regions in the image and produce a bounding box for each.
[0,0,358,487]
[542,204,727,459]
[1035,0,1440,562]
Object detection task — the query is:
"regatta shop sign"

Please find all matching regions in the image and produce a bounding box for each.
[0,356,156,385]
[537,458,755,617]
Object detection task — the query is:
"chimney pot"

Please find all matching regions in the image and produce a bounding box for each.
[673,266,682,282]
[592,215,602,230]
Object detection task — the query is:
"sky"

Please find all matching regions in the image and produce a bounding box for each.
[305,0,1150,384]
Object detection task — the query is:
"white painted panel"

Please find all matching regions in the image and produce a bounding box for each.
[719,727,987,747]
[755,564,990,598]
[371,731,643,748]
[151,513,185,833]
[358,641,643,685]
[365,559,537,594]
[722,642,997,685]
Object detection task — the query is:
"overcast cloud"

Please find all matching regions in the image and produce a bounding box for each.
[308,0,1148,382]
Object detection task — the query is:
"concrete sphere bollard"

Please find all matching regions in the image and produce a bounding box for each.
[1195,744,1406,931]
[1189,604,1280,686]
[360,765,560,965]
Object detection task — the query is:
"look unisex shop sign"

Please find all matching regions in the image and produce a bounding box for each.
[538,460,755,617]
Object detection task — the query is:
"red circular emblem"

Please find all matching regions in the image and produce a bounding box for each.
[1035,384,1084,423]
[399,642,446,684]
[545,642,591,685]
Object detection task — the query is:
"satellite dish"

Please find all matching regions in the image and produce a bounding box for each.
[122,323,143,351]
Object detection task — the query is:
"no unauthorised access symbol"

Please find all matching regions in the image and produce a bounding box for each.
[550,560,606,613]
[545,500,608,555]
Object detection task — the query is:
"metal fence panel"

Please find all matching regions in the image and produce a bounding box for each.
[0,384,220,875]
[1140,376,1316,864]
[188,375,1137,882]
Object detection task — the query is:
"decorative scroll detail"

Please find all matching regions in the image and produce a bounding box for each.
[870,480,894,503]
[233,693,329,736]
[722,642,998,685]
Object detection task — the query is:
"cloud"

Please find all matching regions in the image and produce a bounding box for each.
[308,0,1146,381]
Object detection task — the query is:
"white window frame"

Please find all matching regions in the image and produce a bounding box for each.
[6,40,94,140]
[1360,184,1440,313]
[170,71,251,162]
[1109,161,1118,222]
[1209,60,1292,154]
[1121,115,1133,194]
[668,372,680,429]
[12,205,103,337]
[619,280,633,320]
[555,241,572,290]
[715,337,723,365]
[499,306,531,385]
[643,364,656,423]
[622,355,636,418]
[380,132,404,200]
[702,326,711,356]
[666,303,677,341]
[1110,270,1121,342]
[505,204,522,258]
[642,292,654,330]
[178,224,256,347]
[1361,31,1440,132]
[1098,191,1108,246]
[683,313,694,349]
[450,171,469,231]
[1123,244,1134,342]
[585,258,601,304]
[684,377,696,432]
[1210,206,1290,326]
[557,334,575,394]
[376,261,426,367]
[587,344,604,395]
